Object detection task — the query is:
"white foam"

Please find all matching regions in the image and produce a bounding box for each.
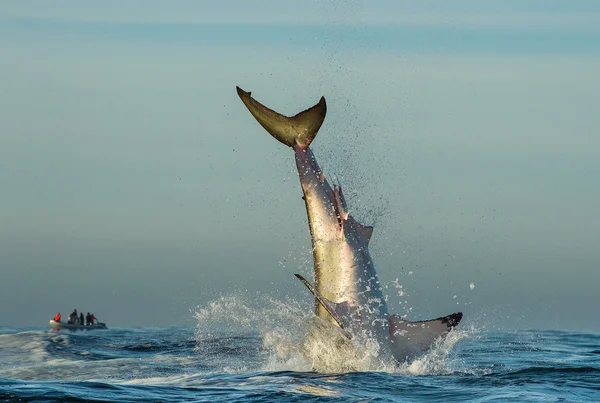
[193,292,473,375]
[0,331,52,368]
[117,373,199,386]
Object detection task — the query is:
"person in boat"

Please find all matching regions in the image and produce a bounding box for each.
[54,313,61,322]
[79,312,84,326]
[90,313,95,326]
[86,312,91,326]
[68,310,76,324]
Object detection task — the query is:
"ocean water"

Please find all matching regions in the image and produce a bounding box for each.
[1,297,599,402]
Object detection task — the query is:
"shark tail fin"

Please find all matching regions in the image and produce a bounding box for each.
[236,87,326,149]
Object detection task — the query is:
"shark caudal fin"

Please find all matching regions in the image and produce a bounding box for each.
[388,312,463,362]
[236,87,326,149]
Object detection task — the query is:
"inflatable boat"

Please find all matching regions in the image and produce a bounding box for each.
[49,319,107,331]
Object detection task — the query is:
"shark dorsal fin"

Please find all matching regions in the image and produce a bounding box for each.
[343,215,374,245]
[357,224,373,243]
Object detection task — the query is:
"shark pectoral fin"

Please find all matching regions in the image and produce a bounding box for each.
[294,274,344,327]
[294,274,352,338]
[236,87,326,149]
[388,312,463,361]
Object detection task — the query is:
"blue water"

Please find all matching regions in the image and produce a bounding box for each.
[1,312,599,402]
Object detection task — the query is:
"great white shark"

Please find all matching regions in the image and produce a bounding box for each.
[236,86,462,363]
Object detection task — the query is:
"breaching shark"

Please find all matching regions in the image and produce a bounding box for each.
[236,86,462,363]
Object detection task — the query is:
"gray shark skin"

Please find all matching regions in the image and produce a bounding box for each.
[236,86,462,363]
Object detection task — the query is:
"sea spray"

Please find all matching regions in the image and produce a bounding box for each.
[193,292,469,374]
[194,293,383,372]
[400,327,472,376]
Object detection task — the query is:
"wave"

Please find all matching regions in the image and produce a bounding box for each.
[118,339,197,353]
[500,366,600,377]
[1,321,599,402]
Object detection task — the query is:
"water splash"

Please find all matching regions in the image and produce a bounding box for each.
[193,292,470,375]
[193,293,373,373]
[398,326,474,376]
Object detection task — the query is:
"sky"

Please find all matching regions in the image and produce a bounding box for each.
[0,1,599,330]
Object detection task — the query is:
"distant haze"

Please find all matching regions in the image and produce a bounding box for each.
[1,1,599,330]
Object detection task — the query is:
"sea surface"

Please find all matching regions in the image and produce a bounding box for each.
[1,299,599,402]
